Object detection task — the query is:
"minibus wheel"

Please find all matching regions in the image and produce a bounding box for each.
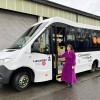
[13,71,31,92]
[90,61,97,73]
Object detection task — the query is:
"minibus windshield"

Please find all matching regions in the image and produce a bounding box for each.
[8,22,48,49]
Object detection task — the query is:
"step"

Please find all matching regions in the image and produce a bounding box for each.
[56,73,62,82]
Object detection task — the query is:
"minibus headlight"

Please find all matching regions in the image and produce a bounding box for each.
[0,58,11,64]
[4,58,11,63]
[0,60,4,64]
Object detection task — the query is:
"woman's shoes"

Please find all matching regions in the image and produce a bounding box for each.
[67,83,72,88]
[61,81,72,88]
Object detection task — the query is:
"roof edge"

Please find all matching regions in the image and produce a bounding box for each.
[32,0,100,20]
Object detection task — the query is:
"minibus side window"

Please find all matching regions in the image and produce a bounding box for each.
[75,28,100,52]
[66,26,77,51]
[31,28,51,54]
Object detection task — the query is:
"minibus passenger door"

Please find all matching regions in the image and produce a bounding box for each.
[51,25,66,81]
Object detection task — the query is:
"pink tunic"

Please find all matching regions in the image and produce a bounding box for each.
[58,50,77,84]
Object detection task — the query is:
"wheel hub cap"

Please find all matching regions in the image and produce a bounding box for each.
[19,75,29,88]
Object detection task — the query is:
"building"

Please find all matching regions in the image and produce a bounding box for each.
[0,0,100,50]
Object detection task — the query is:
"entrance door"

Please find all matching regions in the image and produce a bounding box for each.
[51,23,67,80]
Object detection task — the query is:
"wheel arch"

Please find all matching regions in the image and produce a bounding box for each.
[93,59,99,68]
[9,67,35,84]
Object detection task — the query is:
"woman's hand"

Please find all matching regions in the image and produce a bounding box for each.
[72,66,75,69]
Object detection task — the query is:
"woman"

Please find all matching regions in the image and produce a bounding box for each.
[58,44,77,87]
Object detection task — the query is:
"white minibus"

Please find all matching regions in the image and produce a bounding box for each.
[0,17,100,91]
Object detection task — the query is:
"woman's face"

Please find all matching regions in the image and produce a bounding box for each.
[67,46,71,51]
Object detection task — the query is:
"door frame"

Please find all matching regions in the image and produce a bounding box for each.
[50,24,67,79]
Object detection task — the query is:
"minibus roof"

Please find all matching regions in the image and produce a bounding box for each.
[50,17,100,31]
[32,17,100,31]
[32,18,52,27]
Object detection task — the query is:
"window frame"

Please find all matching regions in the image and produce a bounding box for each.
[31,26,51,54]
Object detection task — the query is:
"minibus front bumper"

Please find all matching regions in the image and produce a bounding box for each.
[0,65,13,84]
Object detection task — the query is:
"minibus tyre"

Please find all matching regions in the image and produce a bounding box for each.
[90,61,97,73]
[12,71,31,92]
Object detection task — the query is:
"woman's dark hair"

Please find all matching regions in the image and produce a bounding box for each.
[66,44,73,51]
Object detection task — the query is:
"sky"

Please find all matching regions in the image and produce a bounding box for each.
[48,0,100,16]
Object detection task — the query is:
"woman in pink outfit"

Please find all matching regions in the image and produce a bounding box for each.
[58,44,77,87]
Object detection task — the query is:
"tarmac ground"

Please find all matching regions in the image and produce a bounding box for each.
[0,70,100,100]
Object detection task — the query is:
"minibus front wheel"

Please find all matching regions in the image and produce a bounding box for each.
[12,71,31,92]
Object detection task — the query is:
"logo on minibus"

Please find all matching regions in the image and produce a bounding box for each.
[33,59,47,62]
[48,56,51,61]
[42,60,46,66]
[78,53,92,62]
[78,54,90,57]
[33,59,47,66]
